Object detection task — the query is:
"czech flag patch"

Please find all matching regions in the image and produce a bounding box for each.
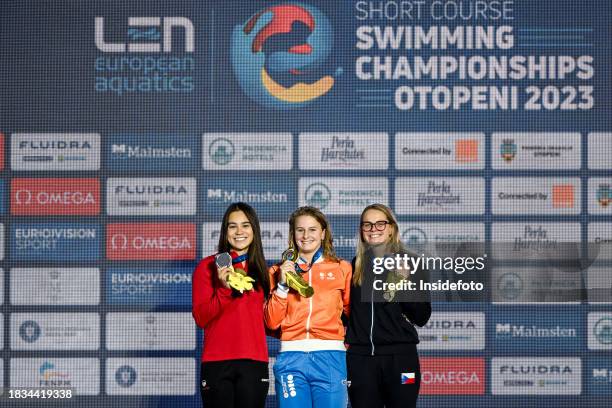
[401,372,416,384]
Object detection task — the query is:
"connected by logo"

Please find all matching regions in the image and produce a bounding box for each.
[209,138,235,165]
[94,17,195,95]
[116,365,138,388]
[304,182,331,209]
[39,362,71,388]
[500,139,517,162]
[594,317,612,345]
[597,184,611,207]
[20,320,42,343]
[231,3,340,108]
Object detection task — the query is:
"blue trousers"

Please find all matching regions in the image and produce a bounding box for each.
[273,350,348,408]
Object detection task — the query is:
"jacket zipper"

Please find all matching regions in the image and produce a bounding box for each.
[370,288,375,355]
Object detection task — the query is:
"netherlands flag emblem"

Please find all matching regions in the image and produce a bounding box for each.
[401,372,416,384]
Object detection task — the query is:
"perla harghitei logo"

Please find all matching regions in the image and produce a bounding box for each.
[231,3,341,109]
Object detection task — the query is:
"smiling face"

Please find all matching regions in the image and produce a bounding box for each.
[361,209,393,246]
[293,215,325,257]
[226,210,254,255]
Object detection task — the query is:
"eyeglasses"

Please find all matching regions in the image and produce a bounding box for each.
[360,221,390,231]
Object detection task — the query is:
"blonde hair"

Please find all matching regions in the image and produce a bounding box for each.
[289,206,339,263]
[353,203,404,286]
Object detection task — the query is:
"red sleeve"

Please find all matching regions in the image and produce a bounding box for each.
[341,260,352,318]
[191,256,234,329]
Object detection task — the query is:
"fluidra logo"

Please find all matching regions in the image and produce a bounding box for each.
[94,17,195,95]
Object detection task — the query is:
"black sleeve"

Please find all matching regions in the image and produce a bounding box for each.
[400,301,432,327]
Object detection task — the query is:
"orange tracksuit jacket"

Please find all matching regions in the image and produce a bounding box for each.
[264,258,352,341]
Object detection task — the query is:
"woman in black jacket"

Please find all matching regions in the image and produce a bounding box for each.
[346,203,431,408]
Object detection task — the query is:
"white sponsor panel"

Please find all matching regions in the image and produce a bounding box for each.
[396,132,484,169]
[299,178,388,215]
[299,132,388,170]
[588,223,612,261]
[588,133,612,169]
[416,312,485,350]
[491,223,581,260]
[107,178,196,216]
[203,222,288,260]
[10,268,100,305]
[10,358,99,395]
[203,133,292,170]
[0,314,3,349]
[492,132,581,169]
[0,361,3,394]
[398,223,485,245]
[492,177,581,215]
[0,269,3,305]
[586,267,612,304]
[492,267,582,304]
[11,133,100,171]
[106,358,196,395]
[10,313,99,350]
[106,313,195,350]
[0,223,4,260]
[268,357,276,396]
[395,178,484,215]
[491,357,581,395]
[588,313,612,350]
[589,178,612,215]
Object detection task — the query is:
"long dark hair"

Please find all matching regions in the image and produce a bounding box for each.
[216,202,270,297]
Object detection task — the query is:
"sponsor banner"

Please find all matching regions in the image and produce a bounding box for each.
[588,357,612,395]
[586,267,612,304]
[491,223,581,260]
[106,313,195,350]
[420,357,485,395]
[203,133,292,170]
[492,132,581,169]
[0,180,5,214]
[299,132,388,170]
[0,132,4,170]
[588,223,612,261]
[10,268,100,306]
[328,218,359,261]
[202,222,288,261]
[106,358,196,395]
[106,223,196,260]
[396,132,484,169]
[11,178,100,216]
[0,269,3,305]
[395,177,485,215]
[203,176,295,218]
[107,267,192,306]
[0,224,3,260]
[588,133,612,170]
[10,358,99,395]
[299,177,388,215]
[107,134,198,172]
[11,313,99,350]
[491,357,581,395]
[491,309,581,351]
[492,177,581,215]
[416,312,485,350]
[0,314,3,349]
[11,223,100,262]
[589,178,612,214]
[492,267,582,304]
[588,312,612,350]
[11,133,100,171]
[398,222,485,246]
[107,177,196,216]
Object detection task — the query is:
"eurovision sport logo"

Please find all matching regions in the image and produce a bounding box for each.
[231,3,340,108]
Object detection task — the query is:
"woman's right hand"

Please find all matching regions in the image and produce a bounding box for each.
[217,266,233,289]
[278,260,296,285]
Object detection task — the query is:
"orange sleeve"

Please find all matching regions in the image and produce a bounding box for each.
[263,265,288,330]
[341,260,352,318]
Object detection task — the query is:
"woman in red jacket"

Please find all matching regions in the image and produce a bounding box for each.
[192,202,271,408]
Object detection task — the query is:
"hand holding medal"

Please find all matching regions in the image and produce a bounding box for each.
[215,252,255,293]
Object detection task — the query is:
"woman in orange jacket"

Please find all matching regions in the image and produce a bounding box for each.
[265,206,352,408]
